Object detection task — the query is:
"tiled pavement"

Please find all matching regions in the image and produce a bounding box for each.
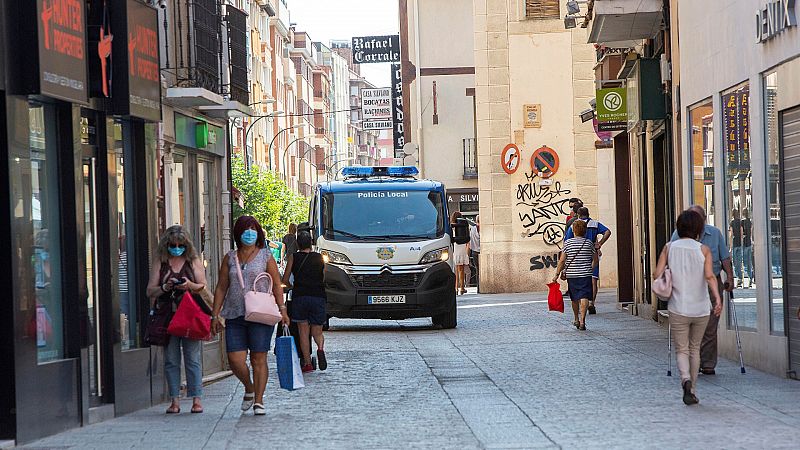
[21,290,800,449]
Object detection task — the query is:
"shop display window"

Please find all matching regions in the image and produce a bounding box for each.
[764,72,784,335]
[722,83,757,331]
[29,104,65,363]
[689,100,716,225]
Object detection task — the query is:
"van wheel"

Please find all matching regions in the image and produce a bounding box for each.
[322,315,331,331]
[433,294,457,329]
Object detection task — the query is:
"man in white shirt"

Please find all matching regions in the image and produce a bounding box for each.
[469,216,481,292]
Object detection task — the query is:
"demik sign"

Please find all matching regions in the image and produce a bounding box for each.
[756,0,796,43]
[352,35,400,64]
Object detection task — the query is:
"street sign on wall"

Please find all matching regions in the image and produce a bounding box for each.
[352,35,400,64]
[361,87,392,120]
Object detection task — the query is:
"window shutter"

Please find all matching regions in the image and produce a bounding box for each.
[525,0,561,20]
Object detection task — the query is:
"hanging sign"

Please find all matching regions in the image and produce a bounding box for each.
[596,88,627,122]
[352,35,401,64]
[361,87,392,120]
[35,0,89,103]
[391,63,405,156]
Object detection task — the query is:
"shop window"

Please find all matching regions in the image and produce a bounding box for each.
[171,156,187,225]
[29,104,65,363]
[722,83,757,331]
[764,72,784,335]
[689,100,716,225]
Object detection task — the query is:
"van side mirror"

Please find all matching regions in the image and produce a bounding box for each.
[298,222,317,245]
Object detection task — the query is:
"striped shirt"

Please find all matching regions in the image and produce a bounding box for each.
[563,237,595,278]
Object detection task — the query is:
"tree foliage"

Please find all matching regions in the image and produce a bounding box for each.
[230,155,309,238]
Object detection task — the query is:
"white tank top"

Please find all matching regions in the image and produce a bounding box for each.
[667,239,711,318]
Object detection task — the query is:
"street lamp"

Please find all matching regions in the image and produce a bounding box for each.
[282,137,306,181]
[242,110,283,169]
[327,158,354,181]
[267,123,306,170]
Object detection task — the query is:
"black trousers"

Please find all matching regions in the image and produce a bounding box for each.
[470,249,480,291]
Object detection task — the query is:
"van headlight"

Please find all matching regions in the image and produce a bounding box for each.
[320,249,352,265]
[419,247,449,264]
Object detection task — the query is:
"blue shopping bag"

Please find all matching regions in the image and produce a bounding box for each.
[275,326,305,391]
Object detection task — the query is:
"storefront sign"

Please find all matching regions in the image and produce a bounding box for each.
[110,0,161,121]
[596,88,627,122]
[446,189,479,215]
[352,35,400,64]
[723,86,751,171]
[176,113,225,157]
[363,119,392,131]
[37,0,89,103]
[361,87,392,120]
[523,104,542,128]
[391,63,405,156]
[756,0,796,43]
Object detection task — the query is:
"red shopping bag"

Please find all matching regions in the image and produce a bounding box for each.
[167,291,212,340]
[547,282,564,313]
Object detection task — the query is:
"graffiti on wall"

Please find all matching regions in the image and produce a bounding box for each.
[530,253,560,271]
[516,177,571,245]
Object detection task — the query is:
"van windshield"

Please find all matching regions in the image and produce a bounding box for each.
[321,190,445,242]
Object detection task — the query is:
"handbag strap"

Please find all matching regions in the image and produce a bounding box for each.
[252,272,272,291]
[232,253,246,290]
[564,237,591,273]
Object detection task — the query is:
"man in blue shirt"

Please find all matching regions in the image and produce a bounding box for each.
[564,207,612,314]
[670,205,734,375]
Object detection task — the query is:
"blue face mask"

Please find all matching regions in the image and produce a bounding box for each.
[168,245,186,257]
[241,229,258,246]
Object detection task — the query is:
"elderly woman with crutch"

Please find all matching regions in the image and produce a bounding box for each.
[653,209,722,405]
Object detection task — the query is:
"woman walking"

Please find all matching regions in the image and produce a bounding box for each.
[211,216,289,415]
[552,220,597,330]
[653,210,722,405]
[146,225,211,414]
[281,231,328,373]
[281,223,299,263]
[451,212,470,295]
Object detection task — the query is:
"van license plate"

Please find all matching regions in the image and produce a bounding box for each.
[368,295,406,304]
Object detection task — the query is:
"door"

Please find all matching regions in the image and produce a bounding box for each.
[82,151,112,408]
[782,106,800,376]
[613,134,635,302]
[197,158,224,375]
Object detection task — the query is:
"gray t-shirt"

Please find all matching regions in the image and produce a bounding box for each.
[222,248,274,320]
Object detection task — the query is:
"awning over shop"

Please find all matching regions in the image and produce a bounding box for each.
[588,0,663,44]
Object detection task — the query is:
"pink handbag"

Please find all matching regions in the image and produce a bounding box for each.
[234,254,282,326]
[652,268,672,299]
[651,244,672,299]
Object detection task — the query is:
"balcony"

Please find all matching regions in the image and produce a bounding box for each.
[463,138,477,179]
[299,182,313,197]
[587,0,663,44]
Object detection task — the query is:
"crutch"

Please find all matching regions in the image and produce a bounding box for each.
[728,290,746,374]
[658,310,672,376]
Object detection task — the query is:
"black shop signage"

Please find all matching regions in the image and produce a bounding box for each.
[35,0,89,103]
[391,63,405,156]
[352,35,400,64]
[109,0,161,121]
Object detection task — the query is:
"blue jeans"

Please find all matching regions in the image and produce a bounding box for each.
[732,246,753,280]
[165,337,203,398]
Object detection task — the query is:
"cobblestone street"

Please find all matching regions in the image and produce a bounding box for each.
[22,291,800,450]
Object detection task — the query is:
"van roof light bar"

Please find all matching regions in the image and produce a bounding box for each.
[341,166,419,178]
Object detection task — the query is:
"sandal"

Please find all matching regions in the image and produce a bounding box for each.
[253,403,266,415]
[191,404,204,414]
[574,321,580,329]
[579,323,586,331]
[241,392,255,411]
[166,404,180,414]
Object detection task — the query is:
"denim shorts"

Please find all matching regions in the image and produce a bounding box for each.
[290,296,327,325]
[225,316,275,353]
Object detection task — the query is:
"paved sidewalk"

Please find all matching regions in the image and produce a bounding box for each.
[22,290,800,449]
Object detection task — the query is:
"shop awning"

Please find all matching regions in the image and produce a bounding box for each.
[588,0,663,44]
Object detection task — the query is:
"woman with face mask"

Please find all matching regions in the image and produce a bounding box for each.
[146,225,212,414]
[211,216,289,416]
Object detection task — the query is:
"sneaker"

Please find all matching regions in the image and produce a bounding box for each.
[682,381,698,405]
[301,364,314,373]
[317,349,327,371]
[700,368,716,375]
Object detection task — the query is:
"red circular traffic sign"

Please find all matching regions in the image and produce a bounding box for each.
[501,143,521,175]
[530,146,559,178]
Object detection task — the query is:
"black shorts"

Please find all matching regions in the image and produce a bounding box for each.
[290,296,327,325]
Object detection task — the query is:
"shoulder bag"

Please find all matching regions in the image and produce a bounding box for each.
[234,253,282,325]
[651,244,672,299]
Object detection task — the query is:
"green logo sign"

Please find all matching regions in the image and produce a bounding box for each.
[596,88,627,122]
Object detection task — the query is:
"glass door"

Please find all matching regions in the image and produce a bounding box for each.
[83,154,107,405]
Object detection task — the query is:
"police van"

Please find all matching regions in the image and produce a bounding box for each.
[304,166,458,328]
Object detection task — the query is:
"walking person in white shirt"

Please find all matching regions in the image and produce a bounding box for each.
[469,216,481,292]
[654,209,722,405]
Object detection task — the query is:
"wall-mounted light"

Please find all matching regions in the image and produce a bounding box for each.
[566,0,588,15]
[564,14,587,29]
[580,108,595,123]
